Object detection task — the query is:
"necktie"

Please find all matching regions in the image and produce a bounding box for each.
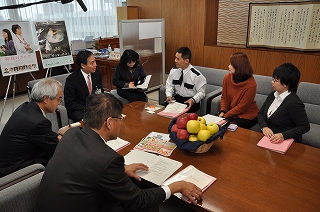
[87,74,92,94]
[178,71,183,85]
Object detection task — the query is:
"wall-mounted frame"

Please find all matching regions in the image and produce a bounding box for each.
[246,1,320,51]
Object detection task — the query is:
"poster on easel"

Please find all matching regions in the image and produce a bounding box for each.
[34,20,73,69]
[0,21,39,77]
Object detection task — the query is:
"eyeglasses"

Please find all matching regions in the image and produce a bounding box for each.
[54,97,63,103]
[111,114,126,122]
[272,78,280,82]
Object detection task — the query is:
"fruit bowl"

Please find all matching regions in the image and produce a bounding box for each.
[168,118,225,153]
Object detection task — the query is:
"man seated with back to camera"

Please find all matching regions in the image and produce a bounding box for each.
[0,78,63,177]
[35,93,202,212]
[164,46,207,113]
[64,50,104,122]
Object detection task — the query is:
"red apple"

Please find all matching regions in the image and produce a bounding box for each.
[176,129,189,140]
[176,117,188,129]
[187,113,198,120]
[171,124,178,132]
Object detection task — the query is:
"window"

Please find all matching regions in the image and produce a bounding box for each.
[0,0,122,41]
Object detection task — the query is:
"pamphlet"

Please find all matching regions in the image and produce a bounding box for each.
[157,102,189,118]
[122,75,152,90]
[104,137,130,152]
[134,132,177,156]
[162,165,217,203]
[257,136,294,154]
[124,150,182,185]
[145,104,164,112]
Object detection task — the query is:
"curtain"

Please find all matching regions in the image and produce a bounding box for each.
[0,0,122,42]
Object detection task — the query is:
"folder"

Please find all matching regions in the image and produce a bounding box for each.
[257,136,294,154]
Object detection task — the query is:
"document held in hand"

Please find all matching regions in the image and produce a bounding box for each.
[257,136,294,154]
[162,165,217,203]
[124,150,182,185]
[123,75,152,90]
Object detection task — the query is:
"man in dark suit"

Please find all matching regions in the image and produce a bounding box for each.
[64,50,104,122]
[35,93,202,212]
[0,78,63,178]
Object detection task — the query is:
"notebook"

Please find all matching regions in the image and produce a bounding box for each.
[257,136,294,154]
[123,75,152,90]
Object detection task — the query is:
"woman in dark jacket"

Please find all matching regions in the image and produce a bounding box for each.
[1,29,17,55]
[112,49,147,102]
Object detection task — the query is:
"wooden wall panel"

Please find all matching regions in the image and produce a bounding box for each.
[161,0,206,72]
[127,0,161,19]
[204,46,320,84]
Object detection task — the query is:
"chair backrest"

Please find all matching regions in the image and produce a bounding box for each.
[296,82,320,148]
[0,164,45,191]
[253,74,273,109]
[297,82,320,125]
[0,164,45,212]
[27,73,70,106]
[194,66,228,94]
[0,172,44,212]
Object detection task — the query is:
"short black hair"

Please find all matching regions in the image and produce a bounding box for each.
[83,93,124,130]
[76,50,93,66]
[119,49,140,70]
[177,47,192,62]
[11,24,20,34]
[273,63,300,93]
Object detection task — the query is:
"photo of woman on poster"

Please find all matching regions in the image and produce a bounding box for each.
[1,29,17,56]
[12,24,33,54]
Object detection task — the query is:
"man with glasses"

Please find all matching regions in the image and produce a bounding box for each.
[0,78,62,177]
[35,93,202,212]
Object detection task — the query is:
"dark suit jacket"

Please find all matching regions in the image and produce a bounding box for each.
[64,68,103,121]
[0,101,58,177]
[257,92,310,142]
[35,127,165,212]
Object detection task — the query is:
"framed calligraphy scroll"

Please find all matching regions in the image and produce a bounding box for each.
[246,2,320,51]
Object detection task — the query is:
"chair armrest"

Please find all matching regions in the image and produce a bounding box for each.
[210,95,221,116]
[199,88,222,116]
[158,86,166,105]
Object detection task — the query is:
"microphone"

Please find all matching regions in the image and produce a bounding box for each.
[76,0,87,12]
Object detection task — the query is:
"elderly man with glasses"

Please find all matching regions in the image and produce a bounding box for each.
[0,78,63,177]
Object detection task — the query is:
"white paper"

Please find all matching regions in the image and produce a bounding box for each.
[162,102,187,114]
[124,150,182,185]
[105,137,130,152]
[202,114,224,124]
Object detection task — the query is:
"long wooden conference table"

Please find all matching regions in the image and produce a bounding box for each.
[117,101,320,212]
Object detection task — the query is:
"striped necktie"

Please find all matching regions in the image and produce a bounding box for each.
[87,74,92,94]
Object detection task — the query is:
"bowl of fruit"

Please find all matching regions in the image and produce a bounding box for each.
[168,113,225,153]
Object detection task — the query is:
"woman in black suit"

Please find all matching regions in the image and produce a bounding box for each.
[112,49,147,102]
[258,63,310,143]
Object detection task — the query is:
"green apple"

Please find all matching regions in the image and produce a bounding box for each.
[188,134,198,142]
[186,120,200,134]
[197,129,211,142]
[207,122,219,135]
[199,123,207,130]
[197,116,206,125]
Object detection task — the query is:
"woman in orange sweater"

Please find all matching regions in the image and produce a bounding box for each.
[218,52,259,129]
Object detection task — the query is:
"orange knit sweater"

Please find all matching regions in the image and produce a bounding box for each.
[220,73,259,120]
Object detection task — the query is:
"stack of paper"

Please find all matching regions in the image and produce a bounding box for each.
[257,136,294,154]
[162,165,217,203]
[124,150,182,185]
[157,102,189,118]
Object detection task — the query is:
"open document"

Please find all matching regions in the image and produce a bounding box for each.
[123,75,152,90]
[124,150,182,185]
[163,165,217,203]
[157,102,189,118]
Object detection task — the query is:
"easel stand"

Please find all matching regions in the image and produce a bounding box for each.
[0,72,36,122]
[45,65,70,77]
